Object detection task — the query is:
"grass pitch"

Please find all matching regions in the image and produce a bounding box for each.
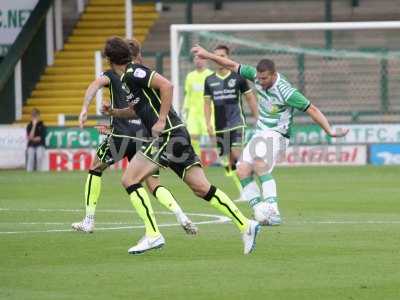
[0,166,399,300]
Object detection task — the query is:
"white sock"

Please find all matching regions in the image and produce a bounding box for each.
[240,177,262,208]
[84,215,95,224]
[259,174,279,211]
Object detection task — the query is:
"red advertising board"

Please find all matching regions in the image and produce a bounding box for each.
[279,145,367,166]
[43,149,129,171]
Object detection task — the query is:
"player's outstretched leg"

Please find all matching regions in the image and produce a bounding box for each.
[122,154,165,254]
[184,166,261,255]
[258,173,281,226]
[145,176,198,235]
[72,157,108,233]
[237,161,269,225]
[237,160,281,226]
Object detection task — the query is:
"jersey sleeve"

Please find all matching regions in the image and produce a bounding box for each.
[203,77,212,98]
[285,90,311,112]
[123,64,155,88]
[238,75,252,94]
[100,71,112,87]
[238,64,257,82]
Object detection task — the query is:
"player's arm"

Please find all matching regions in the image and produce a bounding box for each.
[101,103,137,119]
[124,65,172,136]
[80,75,110,128]
[191,44,240,73]
[286,90,348,138]
[305,104,348,137]
[244,91,259,120]
[149,73,174,137]
[239,76,258,119]
[204,97,214,136]
[203,78,214,136]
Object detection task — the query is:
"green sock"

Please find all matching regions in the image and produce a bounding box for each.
[85,170,102,217]
[153,186,183,215]
[258,173,278,210]
[127,184,160,237]
[204,186,249,233]
[240,176,262,208]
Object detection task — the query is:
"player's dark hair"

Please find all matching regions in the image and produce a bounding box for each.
[256,59,276,73]
[214,44,230,55]
[125,38,141,59]
[103,36,132,65]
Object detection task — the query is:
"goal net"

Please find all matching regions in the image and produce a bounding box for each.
[170,22,400,124]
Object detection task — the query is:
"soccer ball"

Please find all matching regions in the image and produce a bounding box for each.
[253,202,281,226]
[253,202,269,225]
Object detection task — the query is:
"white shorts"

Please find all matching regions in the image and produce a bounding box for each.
[239,129,289,173]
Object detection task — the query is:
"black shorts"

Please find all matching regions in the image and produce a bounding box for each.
[215,127,245,157]
[97,135,160,176]
[140,127,201,179]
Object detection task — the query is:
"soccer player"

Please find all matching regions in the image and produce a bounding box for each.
[71,38,197,235]
[102,36,261,255]
[192,44,349,226]
[183,56,213,156]
[204,45,258,195]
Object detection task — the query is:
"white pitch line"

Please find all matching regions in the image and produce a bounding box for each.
[1,208,400,235]
[0,222,139,225]
[0,208,224,217]
[295,220,400,224]
[0,208,231,235]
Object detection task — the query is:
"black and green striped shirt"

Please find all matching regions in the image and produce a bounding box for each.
[121,63,183,134]
[103,69,147,139]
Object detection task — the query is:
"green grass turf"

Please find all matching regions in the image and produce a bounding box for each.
[0,166,399,300]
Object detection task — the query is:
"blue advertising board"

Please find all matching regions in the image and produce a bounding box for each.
[369,144,400,165]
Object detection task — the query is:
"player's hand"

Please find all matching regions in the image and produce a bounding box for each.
[79,108,88,128]
[101,103,112,116]
[152,118,166,137]
[328,128,349,138]
[191,44,209,59]
[94,124,110,135]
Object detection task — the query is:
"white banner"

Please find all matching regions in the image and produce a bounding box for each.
[0,126,27,169]
[278,145,367,166]
[331,124,400,144]
[0,0,38,56]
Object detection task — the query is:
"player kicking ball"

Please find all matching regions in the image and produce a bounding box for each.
[102,36,262,255]
[204,45,258,198]
[192,44,349,226]
[71,38,197,235]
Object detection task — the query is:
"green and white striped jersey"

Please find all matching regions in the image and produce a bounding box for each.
[239,64,311,137]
